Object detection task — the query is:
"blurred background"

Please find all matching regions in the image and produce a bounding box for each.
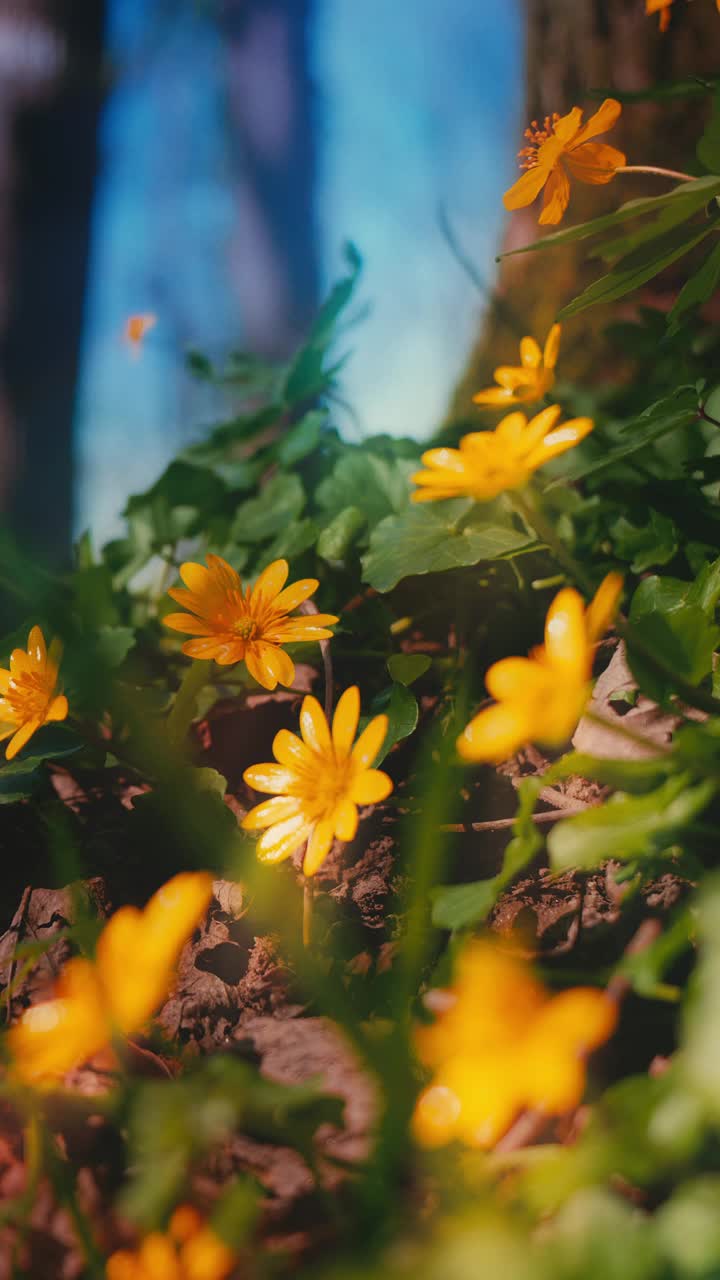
[0,0,521,556]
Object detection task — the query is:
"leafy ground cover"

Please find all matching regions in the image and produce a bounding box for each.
[4,61,720,1280]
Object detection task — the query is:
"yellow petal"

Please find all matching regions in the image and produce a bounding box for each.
[533,988,618,1053]
[299,695,332,754]
[182,637,241,662]
[457,702,534,764]
[543,323,561,370]
[0,669,9,694]
[106,1250,142,1280]
[570,97,622,148]
[564,142,626,185]
[163,613,215,636]
[351,715,388,768]
[585,572,623,644]
[350,769,393,805]
[503,163,551,211]
[417,447,465,472]
[526,415,594,468]
[243,763,295,794]
[27,626,47,667]
[333,799,358,843]
[252,559,289,602]
[543,589,589,677]
[99,873,212,1033]
[332,686,360,756]
[9,958,108,1083]
[205,553,241,591]
[6,719,41,760]
[303,819,335,876]
[179,561,211,593]
[257,815,310,864]
[45,695,68,724]
[138,1234,182,1280]
[246,642,295,690]
[539,164,571,225]
[272,728,312,769]
[485,656,548,702]
[182,1227,235,1280]
[242,795,303,830]
[412,1083,462,1147]
[520,336,542,369]
[271,578,319,614]
[472,386,517,406]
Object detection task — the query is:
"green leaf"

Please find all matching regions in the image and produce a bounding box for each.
[627,596,720,702]
[698,89,720,173]
[231,473,305,543]
[316,451,414,528]
[374,684,419,764]
[667,237,720,334]
[274,410,326,466]
[386,654,431,686]
[0,725,85,804]
[593,77,720,103]
[361,505,533,593]
[610,510,678,572]
[559,223,715,320]
[282,243,361,402]
[502,176,720,257]
[316,506,366,562]
[549,391,698,486]
[94,625,136,669]
[548,775,716,871]
[255,518,318,569]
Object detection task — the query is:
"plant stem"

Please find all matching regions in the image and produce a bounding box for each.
[510,490,595,593]
[299,599,334,719]
[619,164,694,182]
[166,659,212,748]
[303,877,314,949]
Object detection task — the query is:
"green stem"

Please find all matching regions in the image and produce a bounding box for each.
[510,489,595,593]
[619,164,694,183]
[166,660,212,748]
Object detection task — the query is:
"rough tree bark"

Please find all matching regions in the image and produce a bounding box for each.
[450,0,720,419]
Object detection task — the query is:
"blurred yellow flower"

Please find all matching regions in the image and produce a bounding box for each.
[473,325,561,408]
[0,626,68,760]
[243,686,392,876]
[504,99,625,225]
[10,873,212,1085]
[124,313,157,351]
[457,573,622,765]
[165,554,338,691]
[647,0,720,30]
[413,941,617,1149]
[106,1204,234,1280]
[411,406,593,505]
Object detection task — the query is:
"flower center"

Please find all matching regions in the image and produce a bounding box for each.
[5,672,51,723]
[233,617,258,641]
[517,113,560,169]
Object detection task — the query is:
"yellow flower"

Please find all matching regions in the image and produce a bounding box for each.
[0,626,68,760]
[504,99,626,226]
[10,873,213,1085]
[242,686,393,876]
[106,1204,234,1280]
[473,325,561,408]
[457,573,622,765]
[165,555,338,691]
[413,941,617,1149]
[411,406,593,505]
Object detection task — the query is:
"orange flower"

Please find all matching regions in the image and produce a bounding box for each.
[473,324,561,408]
[504,99,625,225]
[106,1204,234,1280]
[457,573,622,765]
[0,626,68,760]
[413,941,617,1149]
[243,686,392,876]
[411,406,593,505]
[124,313,157,350]
[165,555,338,691]
[10,873,212,1085]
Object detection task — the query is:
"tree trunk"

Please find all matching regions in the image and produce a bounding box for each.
[450,0,720,420]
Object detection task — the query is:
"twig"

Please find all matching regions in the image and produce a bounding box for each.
[439,804,591,834]
[607,918,663,1003]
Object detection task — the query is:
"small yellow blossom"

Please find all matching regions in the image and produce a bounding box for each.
[106,1204,234,1280]
[411,406,593,505]
[243,686,392,876]
[413,941,618,1149]
[504,99,625,226]
[457,573,622,765]
[165,554,338,691]
[473,325,561,408]
[0,626,68,760]
[10,873,212,1085]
